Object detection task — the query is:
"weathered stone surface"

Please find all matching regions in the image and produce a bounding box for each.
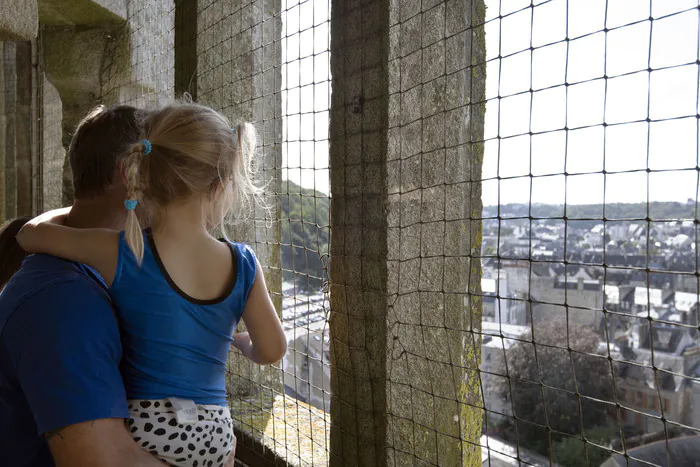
[41,26,119,204]
[38,0,126,26]
[330,0,486,465]
[0,0,38,41]
[0,42,6,221]
[41,76,64,211]
[3,42,17,219]
[40,0,174,204]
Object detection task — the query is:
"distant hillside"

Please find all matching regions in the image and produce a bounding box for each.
[484,202,698,221]
[279,190,694,288]
[280,180,330,290]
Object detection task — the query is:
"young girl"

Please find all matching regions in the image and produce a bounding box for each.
[17,103,287,467]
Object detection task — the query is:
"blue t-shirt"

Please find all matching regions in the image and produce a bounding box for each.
[111,230,256,406]
[0,254,129,467]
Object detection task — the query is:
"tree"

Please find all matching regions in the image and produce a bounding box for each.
[280,180,330,291]
[497,321,615,456]
[551,425,617,467]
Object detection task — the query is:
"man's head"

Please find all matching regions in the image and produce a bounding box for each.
[69,105,142,199]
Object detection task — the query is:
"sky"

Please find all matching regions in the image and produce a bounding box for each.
[280,0,331,195]
[280,0,699,206]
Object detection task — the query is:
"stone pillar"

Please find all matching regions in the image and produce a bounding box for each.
[328,0,486,465]
[174,0,198,99]
[3,42,17,219]
[0,42,6,222]
[197,0,284,429]
[41,26,115,205]
[15,41,35,216]
[39,0,173,205]
[40,76,65,211]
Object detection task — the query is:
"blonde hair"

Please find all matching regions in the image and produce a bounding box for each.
[123,102,260,264]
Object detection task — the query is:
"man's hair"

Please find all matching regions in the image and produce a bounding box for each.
[69,105,142,199]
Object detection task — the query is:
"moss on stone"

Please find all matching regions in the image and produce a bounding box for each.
[229,394,331,466]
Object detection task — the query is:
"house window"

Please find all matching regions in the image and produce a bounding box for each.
[653,397,660,411]
[664,399,670,412]
[635,391,644,405]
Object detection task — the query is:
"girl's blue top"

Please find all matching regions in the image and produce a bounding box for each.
[110,230,257,406]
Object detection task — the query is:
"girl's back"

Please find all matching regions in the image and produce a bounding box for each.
[112,229,257,405]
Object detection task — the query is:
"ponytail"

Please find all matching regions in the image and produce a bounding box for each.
[0,216,32,290]
[123,140,151,265]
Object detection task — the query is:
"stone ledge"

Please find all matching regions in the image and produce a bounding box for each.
[38,0,126,26]
[230,394,331,467]
[0,0,38,41]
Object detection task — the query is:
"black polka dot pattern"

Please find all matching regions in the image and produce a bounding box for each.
[125,399,235,467]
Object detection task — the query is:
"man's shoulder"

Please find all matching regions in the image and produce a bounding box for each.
[0,254,111,332]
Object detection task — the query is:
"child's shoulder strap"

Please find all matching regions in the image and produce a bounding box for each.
[226,241,258,302]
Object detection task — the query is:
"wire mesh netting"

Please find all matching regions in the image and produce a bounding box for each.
[0,0,698,466]
[195,0,332,464]
[477,1,700,466]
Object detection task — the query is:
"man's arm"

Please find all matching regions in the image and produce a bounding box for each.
[47,419,165,467]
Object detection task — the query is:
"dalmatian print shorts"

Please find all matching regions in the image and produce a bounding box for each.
[126,399,236,467]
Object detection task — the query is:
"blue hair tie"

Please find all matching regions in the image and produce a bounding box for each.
[142,139,152,155]
[124,199,138,211]
[231,128,237,133]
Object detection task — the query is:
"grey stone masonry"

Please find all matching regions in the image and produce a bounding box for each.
[0,42,7,221]
[41,76,64,211]
[38,0,126,26]
[197,0,284,433]
[3,42,17,219]
[41,0,175,204]
[329,0,486,465]
[0,0,38,41]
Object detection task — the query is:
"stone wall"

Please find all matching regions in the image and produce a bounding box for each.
[0,42,6,221]
[41,76,64,211]
[101,0,175,107]
[328,0,485,465]
[0,0,38,41]
[39,0,174,205]
[1,41,36,219]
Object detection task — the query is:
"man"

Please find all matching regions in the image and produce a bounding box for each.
[0,105,163,466]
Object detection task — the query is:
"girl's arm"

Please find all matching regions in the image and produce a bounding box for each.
[234,261,287,365]
[16,208,120,285]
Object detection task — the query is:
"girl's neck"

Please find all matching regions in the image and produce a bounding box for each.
[152,198,210,241]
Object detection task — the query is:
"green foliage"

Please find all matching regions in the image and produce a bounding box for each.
[280,180,330,291]
[497,321,616,458]
[551,426,618,467]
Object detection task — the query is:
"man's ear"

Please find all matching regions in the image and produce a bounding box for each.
[117,160,128,185]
